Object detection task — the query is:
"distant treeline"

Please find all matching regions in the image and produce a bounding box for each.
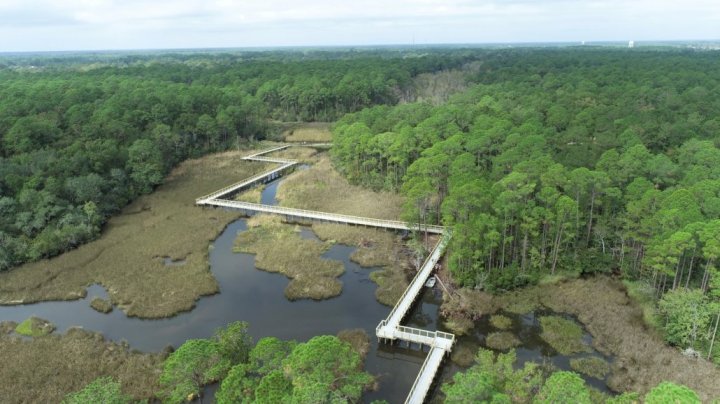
[0,49,478,270]
[332,48,720,362]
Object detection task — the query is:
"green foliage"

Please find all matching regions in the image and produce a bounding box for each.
[216,335,372,404]
[283,335,374,403]
[159,339,229,404]
[658,289,712,348]
[605,391,641,404]
[214,321,253,366]
[215,364,253,404]
[442,348,543,403]
[644,381,701,404]
[62,376,131,404]
[534,371,591,404]
[331,48,720,362]
[0,49,470,271]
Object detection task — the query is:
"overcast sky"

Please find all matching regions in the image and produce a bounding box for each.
[1,0,719,52]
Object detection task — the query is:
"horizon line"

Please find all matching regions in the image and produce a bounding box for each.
[2,38,719,55]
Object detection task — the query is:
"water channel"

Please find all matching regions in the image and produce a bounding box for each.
[0,167,614,402]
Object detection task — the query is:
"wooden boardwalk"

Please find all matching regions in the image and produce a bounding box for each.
[196,143,454,403]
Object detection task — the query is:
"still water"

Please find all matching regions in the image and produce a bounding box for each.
[0,175,613,402]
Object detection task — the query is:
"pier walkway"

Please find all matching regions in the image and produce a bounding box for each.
[196,143,454,403]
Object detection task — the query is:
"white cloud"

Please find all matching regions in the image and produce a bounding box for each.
[0,0,718,51]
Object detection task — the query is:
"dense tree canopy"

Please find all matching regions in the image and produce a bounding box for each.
[0,49,477,270]
[332,48,720,363]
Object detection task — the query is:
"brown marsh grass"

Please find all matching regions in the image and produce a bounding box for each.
[337,328,371,360]
[269,146,322,164]
[312,223,411,306]
[570,357,610,379]
[276,154,404,220]
[282,122,333,142]
[234,215,344,300]
[0,328,163,403]
[0,148,272,318]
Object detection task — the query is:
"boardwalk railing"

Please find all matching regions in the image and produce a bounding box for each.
[199,199,445,234]
[195,162,295,203]
[381,236,445,330]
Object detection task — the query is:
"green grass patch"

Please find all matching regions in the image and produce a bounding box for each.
[485,331,521,351]
[489,314,513,330]
[15,316,56,337]
[539,315,590,355]
[90,297,113,313]
[570,357,610,379]
[234,215,344,300]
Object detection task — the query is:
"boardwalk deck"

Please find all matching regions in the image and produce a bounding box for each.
[376,232,451,340]
[195,143,454,403]
[406,347,446,404]
[198,198,445,233]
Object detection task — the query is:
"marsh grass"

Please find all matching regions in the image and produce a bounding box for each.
[90,297,113,313]
[450,340,480,367]
[283,122,333,142]
[235,185,264,203]
[539,315,589,355]
[485,331,521,351]
[441,288,497,335]
[0,147,273,318]
[440,277,720,400]
[15,316,55,337]
[234,215,344,300]
[338,328,370,359]
[570,357,610,379]
[622,280,660,330]
[489,314,513,330]
[0,328,163,403]
[276,154,404,220]
[311,224,411,306]
[0,321,17,335]
[269,146,321,164]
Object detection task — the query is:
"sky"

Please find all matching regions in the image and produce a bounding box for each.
[0,0,719,52]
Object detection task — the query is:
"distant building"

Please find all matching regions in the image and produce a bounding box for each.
[628,40,635,48]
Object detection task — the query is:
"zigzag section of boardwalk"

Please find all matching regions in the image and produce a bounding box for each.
[195,144,454,403]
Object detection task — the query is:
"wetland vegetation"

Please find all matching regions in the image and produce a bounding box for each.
[234,215,345,300]
[2,47,720,403]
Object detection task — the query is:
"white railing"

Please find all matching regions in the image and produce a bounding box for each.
[203,199,446,233]
[195,162,296,203]
[382,236,446,327]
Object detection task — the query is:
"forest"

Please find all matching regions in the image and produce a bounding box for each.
[332,48,720,364]
[0,49,476,271]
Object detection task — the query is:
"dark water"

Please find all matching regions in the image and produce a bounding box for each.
[0,174,614,402]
